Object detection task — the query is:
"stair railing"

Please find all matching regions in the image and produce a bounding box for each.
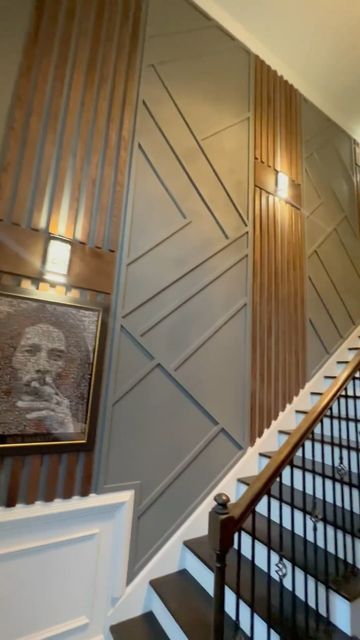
[209,351,360,639]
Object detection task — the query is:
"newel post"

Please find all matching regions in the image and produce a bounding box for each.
[208,492,234,640]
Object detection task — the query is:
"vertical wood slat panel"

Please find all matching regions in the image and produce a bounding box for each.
[6,457,24,507]
[251,191,306,442]
[0,0,48,222]
[0,0,143,250]
[26,455,43,504]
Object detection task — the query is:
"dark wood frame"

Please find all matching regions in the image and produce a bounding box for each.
[0,284,108,456]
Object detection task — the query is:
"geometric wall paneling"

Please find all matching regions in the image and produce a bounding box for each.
[355,141,360,231]
[303,98,360,377]
[251,58,305,444]
[97,0,252,576]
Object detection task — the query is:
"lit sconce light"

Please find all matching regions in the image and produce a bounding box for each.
[43,236,71,284]
[276,171,289,199]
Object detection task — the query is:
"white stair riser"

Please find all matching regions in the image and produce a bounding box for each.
[150,589,188,640]
[183,547,280,640]
[277,434,359,470]
[237,531,353,634]
[314,419,358,441]
[258,456,360,513]
[237,482,360,568]
[310,395,360,417]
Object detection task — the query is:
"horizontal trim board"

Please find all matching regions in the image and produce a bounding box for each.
[0,221,115,293]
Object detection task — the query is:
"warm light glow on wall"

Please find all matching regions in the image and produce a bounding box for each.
[44,237,71,283]
[276,171,289,199]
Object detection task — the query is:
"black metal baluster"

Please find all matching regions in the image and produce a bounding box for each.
[250,510,256,639]
[301,443,310,638]
[335,397,348,573]
[310,431,321,631]
[343,384,357,573]
[329,404,340,575]
[290,460,296,629]
[267,489,271,640]
[235,529,241,632]
[351,374,360,570]
[278,474,285,628]
[320,417,330,626]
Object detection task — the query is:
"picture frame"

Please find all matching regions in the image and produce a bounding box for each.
[0,284,107,455]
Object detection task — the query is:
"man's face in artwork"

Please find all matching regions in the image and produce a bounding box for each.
[12,323,66,392]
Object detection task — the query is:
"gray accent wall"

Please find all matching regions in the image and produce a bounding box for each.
[303,99,360,377]
[96,0,253,576]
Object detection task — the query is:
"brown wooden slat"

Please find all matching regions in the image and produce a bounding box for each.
[77,0,119,245]
[274,197,282,414]
[0,0,46,222]
[279,76,287,175]
[95,0,133,249]
[265,194,274,427]
[63,452,78,499]
[261,61,268,165]
[6,457,24,507]
[267,68,274,169]
[27,455,42,504]
[274,73,281,171]
[254,57,261,162]
[45,454,61,502]
[66,0,107,240]
[81,451,93,497]
[49,0,94,236]
[110,0,144,250]
[31,0,78,230]
[11,0,63,226]
[250,188,261,443]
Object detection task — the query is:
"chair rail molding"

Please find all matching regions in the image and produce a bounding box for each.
[0,491,134,640]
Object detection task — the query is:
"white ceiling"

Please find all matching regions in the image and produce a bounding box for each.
[194,0,360,141]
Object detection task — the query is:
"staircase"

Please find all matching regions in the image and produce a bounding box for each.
[111,348,360,639]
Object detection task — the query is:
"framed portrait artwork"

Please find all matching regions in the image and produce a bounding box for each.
[0,285,107,455]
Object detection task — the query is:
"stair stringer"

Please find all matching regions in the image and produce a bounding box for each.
[108,325,360,628]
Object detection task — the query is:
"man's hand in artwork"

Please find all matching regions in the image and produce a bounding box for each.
[16,379,74,433]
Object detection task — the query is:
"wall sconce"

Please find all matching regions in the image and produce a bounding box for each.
[43,236,71,284]
[276,171,289,199]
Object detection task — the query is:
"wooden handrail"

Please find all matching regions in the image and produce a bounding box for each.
[228,349,360,528]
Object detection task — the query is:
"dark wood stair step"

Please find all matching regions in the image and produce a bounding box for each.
[238,477,360,537]
[279,429,359,451]
[184,535,351,639]
[110,611,169,640]
[260,451,359,487]
[240,511,360,602]
[150,569,248,640]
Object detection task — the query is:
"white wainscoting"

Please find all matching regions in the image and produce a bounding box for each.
[0,491,134,640]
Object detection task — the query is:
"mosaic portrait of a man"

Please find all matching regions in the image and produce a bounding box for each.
[0,294,100,442]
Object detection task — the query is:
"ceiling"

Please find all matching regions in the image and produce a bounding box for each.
[194,0,360,141]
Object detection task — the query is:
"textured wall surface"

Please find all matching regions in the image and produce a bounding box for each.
[303,99,360,377]
[97,0,253,576]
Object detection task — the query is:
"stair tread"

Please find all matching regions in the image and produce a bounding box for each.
[296,409,359,423]
[279,430,359,451]
[260,451,359,487]
[151,569,247,640]
[110,611,169,640]
[240,511,360,601]
[184,536,351,639]
[238,477,360,537]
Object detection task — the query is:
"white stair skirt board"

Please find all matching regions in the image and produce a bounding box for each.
[0,491,134,640]
[109,326,360,626]
[236,480,360,569]
[258,455,360,513]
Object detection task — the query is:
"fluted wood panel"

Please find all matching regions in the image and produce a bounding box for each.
[0,0,143,251]
[0,0,145,508]
[255,57,302,185]
[251,58,305,443]
[251,189,306,442]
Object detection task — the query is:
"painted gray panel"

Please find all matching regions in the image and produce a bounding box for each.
[0,0,34,153]
[177,306,248,442]
[303,97,360,378]
[97,0,252,577]
[308,254,353,338]
[307,281,341,353]
[135,429,240,573]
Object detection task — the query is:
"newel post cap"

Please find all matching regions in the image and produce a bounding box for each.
[213,492,230,514]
